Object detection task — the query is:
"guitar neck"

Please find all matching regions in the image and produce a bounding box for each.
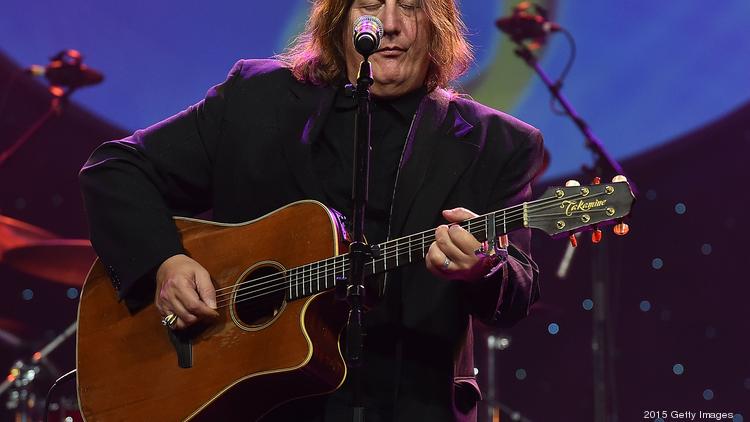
[286,203,527,301]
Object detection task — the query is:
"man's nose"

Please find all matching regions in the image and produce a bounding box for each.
[380,1,402,36]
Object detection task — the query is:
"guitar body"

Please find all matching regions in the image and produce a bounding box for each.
[76,201,349,421]
[75,181,636,420]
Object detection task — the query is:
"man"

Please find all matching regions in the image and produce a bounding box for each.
[79,0,543,420]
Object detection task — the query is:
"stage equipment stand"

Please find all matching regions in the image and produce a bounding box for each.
[0,85,74,168]
[338,15,384,421]
[0,49,102,168]
[500,17,636,421]
[0,322,77,420]
[338,57,374,422]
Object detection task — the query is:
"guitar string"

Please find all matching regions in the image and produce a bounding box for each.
[216,225,483,309]
[211,191,576,304]
[210,188,598,300]
[218,208,612,309]
[212,189,615,306]
[215,191,618,308]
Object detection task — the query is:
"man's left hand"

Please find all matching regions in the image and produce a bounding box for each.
[426,207,507,282]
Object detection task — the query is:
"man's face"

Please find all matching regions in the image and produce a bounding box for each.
[344,0,431,98]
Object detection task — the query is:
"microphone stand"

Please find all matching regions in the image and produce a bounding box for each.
[0,86,76,168]
[510,41,636,422]
[340,58,375,422]
[512,44,634,186]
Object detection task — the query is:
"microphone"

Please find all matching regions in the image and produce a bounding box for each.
[353,15,384,56]
[496,2,560,45]
[25,49,104,89]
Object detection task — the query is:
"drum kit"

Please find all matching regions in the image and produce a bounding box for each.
[0,49,104,421]
[0,214,94,421]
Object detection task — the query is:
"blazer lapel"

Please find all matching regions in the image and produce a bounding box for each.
[280,82,336,201]
[390,89,478,237]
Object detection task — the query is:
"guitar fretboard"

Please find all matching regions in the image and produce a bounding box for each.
[286,205,526,301]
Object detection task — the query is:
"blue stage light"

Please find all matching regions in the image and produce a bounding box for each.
[640,300,652,312]
[672,363,684,375]
[582,299,594,311]
[21,289,34,301]
[67,288,79,299]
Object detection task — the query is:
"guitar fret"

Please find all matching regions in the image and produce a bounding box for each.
[288,268,293,299]
[394,239,399,267]
[503,209,507,234]
[296,266,300,298]
[311,262,315,294]
[332,257,337,286]
[421,232,425,257]
[486,212,496,244]
[408,236,412,263]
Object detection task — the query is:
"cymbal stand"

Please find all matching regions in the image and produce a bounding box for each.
[0,84,77,169]
[0,321,77,420]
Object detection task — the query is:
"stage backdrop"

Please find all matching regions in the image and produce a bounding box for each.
[2,0,749,177]
[1,2,749,422]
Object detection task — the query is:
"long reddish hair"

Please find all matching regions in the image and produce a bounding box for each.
[276,0,474,91]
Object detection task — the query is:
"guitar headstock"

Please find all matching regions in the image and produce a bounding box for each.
[528,177,635,238]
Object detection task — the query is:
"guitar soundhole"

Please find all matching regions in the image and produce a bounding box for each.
[233,265,286,328]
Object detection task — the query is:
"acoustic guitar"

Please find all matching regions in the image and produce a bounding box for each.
[76,179,634,421]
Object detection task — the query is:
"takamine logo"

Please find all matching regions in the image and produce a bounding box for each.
[560,199,607,216]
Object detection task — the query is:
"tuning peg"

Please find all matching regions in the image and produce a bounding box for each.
[612,175,627,183]
[568,234,578,247]
[591,228,602,243]
[592,176,601,185]
[614,222,630,236]
[565,179,580,187]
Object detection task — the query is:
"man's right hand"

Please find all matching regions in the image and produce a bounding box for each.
[155,254,219,330]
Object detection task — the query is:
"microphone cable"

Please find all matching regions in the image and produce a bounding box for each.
[549,27,577,115]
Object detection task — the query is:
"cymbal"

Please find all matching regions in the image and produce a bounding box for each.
[0,215,56,254]
[3,239,95,286]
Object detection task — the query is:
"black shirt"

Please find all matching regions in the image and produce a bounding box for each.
[312,84,426,245]
[302,84,427,420]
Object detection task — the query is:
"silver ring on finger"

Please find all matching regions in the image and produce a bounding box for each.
[161,313,178,328]
[442,256,451,270]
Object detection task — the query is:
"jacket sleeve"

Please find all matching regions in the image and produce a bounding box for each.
[467,128,544,327]
[78,60,245,299]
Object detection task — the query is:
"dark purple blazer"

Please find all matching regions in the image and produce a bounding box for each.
[79,59,543,421]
